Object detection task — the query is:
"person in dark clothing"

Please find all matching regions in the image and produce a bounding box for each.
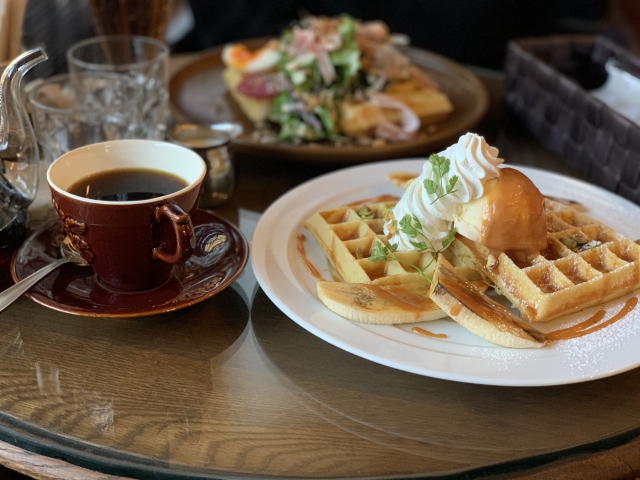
[175,0,609,70]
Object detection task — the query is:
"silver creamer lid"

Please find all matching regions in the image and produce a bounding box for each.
[209,122,243,139]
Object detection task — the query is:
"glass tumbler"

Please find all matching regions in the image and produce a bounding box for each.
[66,35,169,140]
[28,72,142,165]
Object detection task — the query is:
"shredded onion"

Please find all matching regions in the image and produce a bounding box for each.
[288,25,339,85]
[316,51,337,84]
[368,91,420,141]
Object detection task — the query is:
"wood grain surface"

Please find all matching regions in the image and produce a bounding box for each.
[0,439,127,479]
[0,55,637,479]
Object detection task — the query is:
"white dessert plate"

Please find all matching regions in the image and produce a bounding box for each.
[251,159,640,386]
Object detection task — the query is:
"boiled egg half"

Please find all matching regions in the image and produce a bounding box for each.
[222,41,281,73]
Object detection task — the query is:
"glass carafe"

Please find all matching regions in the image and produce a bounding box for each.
[0,48,47,273]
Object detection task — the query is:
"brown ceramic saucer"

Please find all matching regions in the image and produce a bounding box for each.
[10,209,249,318]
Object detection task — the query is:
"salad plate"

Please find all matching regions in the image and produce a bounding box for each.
[170,37,489,163]
[251,159,640,386]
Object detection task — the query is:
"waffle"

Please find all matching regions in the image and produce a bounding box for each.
[450,199,640,322]
[304,199,439,286]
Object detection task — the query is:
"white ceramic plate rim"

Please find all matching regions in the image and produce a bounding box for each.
[250,159,640,386]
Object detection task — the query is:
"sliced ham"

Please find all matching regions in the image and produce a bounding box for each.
[320,32,342,52]
[237,73,284,98]
[289,27,317,57]
[288,24,340,85]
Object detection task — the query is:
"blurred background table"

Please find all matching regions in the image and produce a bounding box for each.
[2,53,640,480]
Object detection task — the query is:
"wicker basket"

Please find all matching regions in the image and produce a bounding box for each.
[505,35,640,204]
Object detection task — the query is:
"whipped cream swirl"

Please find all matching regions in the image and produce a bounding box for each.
[383,133,503,251]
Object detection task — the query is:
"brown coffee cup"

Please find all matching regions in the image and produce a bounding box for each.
[47,139,206,291]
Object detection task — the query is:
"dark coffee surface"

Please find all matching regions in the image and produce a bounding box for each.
[67,168,187,201]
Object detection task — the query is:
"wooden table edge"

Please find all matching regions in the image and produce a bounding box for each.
[0,438,129,479]
[1,432,640,479]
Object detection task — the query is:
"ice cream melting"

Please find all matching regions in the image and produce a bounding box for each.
[457,168,547,255]
[384,133,503,251]
[383,133,547,256]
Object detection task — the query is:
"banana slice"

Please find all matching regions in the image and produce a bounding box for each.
[317,281,447,324]
[429,256,547,348]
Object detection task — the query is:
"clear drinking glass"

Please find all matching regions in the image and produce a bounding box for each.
[66,35,169,140]
[28,72,142,165]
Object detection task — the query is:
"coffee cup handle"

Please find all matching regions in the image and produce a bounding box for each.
[152,204,195,264]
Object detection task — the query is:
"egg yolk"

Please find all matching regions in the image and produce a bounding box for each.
[222,42,280,73]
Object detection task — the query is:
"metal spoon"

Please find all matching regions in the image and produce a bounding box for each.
[0,236,88,313]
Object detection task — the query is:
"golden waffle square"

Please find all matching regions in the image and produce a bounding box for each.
[304,200,438,286]
[450,199,640,322]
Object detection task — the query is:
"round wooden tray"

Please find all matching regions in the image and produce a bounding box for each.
[169,38,489,163]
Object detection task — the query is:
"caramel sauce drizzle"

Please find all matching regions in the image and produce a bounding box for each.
[296,234,326,281]
[546,310,606,341]
[480,168,547,257]
[362,284,433,319]
[387,172,417,188]
[346,194,400,207]
[436,266,535,338]
[412,326,448,339]
[548,297,638,341]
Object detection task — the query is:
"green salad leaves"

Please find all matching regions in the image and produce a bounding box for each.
[268,15,365,142]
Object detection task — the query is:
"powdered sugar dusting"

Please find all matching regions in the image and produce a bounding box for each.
[553,297,640,376]
[466,294,640,378]
[468,347,538,371]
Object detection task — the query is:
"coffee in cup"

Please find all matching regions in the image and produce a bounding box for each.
[47,139,206,291]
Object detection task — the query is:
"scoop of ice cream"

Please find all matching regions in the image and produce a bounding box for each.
[383,133,503,251]
[456,168,547,254]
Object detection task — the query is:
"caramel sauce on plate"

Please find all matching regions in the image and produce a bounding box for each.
[297,234,326,281]
[387,172,417,188]
[346,194,399,207]
[548,297,638,341]
[412,326,448,339]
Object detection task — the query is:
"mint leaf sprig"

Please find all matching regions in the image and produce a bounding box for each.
[423,154,458,205]
[370,242,435,283]
[371,214,457,283]
[373,154,458,282]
